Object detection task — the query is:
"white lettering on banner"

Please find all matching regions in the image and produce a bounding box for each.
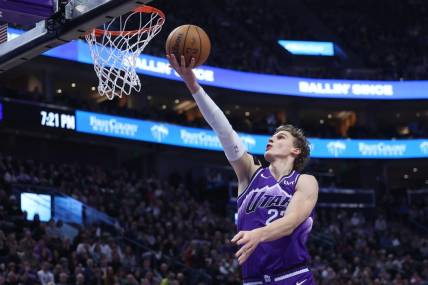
[134,57,172,75]
[299,81,351,95]
[150,124,169,142]
[299,81,394,96]
[358,143,406,156]
[180,130,221,148]
[89,116,138,136]
[173,69,214,82]
[326,141,347,157]
[420,141,428,154]
[131,56,215,82]
[352,84,393,96]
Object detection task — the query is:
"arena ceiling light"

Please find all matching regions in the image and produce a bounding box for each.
[278,40,334,56]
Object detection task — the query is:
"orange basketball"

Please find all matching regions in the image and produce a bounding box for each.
[166,24,211,67]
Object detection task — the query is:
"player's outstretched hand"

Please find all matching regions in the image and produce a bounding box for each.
[166,54,200,94]
[231,229,262,265]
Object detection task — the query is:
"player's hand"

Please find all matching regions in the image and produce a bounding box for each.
[166,54,200,93]
[231,229,263,265]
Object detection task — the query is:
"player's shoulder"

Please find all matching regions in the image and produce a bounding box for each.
[298,173,317,180]
[296,174,318,188]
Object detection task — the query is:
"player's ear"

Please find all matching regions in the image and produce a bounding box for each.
[291,147,301,157]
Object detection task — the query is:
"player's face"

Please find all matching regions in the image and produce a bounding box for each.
[264,130,300,162]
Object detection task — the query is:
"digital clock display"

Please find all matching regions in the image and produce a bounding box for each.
[1,100,76,132]
[40,110,75,129]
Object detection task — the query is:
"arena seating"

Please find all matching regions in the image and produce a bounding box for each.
[1,153,427,284]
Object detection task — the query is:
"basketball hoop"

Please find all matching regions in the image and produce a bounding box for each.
[85,5,165,100]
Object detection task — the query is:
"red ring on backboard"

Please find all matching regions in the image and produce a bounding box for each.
[92,5,165,37]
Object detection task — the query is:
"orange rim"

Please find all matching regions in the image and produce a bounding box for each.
[92,5,165,37]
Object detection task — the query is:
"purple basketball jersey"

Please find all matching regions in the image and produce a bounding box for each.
[237,167,314,279]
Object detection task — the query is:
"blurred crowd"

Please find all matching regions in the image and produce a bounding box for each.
[1,153,427,284]
[303,0,428,80]
[146,0,428,80]
[0,153,240,285]
[311,207,428,284]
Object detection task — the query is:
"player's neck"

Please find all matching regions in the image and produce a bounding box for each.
[268,159,294,181]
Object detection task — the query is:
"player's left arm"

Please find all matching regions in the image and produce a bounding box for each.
[259,174,318,241]
[232,174,318,264]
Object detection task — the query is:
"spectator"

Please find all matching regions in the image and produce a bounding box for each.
[37,262,55,285]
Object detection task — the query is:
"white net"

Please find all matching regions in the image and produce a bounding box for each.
[85,6,165,100]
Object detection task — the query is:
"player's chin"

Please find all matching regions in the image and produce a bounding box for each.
[264,151,273,162]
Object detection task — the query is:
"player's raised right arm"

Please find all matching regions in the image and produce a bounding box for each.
[167,54,260,194]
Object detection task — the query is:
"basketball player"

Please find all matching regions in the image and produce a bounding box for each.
[167,54,319,285]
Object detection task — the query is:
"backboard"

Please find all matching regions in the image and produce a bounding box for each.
[0,0,153,73]
[0,0,59,27]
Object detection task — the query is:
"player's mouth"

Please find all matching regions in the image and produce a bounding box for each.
[266,144,272,151]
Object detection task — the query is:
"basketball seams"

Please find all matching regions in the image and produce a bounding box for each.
[166,27,179,56]
[181,25,192,66]
[194,26,202,67]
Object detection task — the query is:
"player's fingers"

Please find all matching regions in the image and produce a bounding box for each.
[236,241,255,257]
[238,256,245,265]
[168,54,180,70]
[166,55,173,68]
[236,235,249,245]
[166,54,173,64]
[238,244,256,264]
[235,245,247,257]
[232,232,244,243]
[189,57,196,69]
[231,231,244,243]
[238,252,249,265]
[246,243,256,255]
[180,55,186,68]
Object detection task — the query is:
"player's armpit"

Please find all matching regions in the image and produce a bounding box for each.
[259,174,319,242]
[230,153,262,195]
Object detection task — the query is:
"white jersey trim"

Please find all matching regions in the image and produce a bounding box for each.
[278,170,296,184]
[243,267,310,285]
[274,267,310,282]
